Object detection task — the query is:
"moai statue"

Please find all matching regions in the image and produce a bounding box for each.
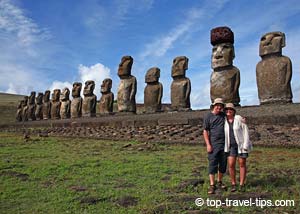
[50,89,61,119]
[28,91,36,121]
[256,31,293,104]
[117,56,137,113]
[99,78,114,114]
[16,100,24,122]
[42,90,51,120]
[71,82,83,118]
[144,67,163,113]
[171,56,191,111]
[60,87,71,119]
[210,26,240,106]
[22,96,29,122]
[35,92,43,120]
[82,80,97,117]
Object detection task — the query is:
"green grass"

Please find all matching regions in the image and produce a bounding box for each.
[0,132,299,213]
[0,93,24,124]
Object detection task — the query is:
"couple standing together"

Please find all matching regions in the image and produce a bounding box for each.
[203,98,252,194]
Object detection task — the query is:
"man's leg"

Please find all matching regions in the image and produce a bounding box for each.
[208,150,218,194]
[217,148,228,190]
[209,174,215,186]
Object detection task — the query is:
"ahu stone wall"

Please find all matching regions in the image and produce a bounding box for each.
[3,104,300,148]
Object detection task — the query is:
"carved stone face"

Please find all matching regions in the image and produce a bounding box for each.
[145,67,160,83]
[172,56,188,78]
[101,78,112,93]
[29,92,36,104]
[36,93,43,105]
[44,90,50,102]
[211,43,234,69]
[52,89,60,101]
[83,80,95,96]
[23,96,28,105]
[259,32,285,57]
[60,87,70,101]
[72,82,82,98]
[118,56,133,77]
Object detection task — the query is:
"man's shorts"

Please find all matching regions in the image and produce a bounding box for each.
[207,145,227,174]
[228,146,248,158]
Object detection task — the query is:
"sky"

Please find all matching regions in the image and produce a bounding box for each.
[0,0,299,109]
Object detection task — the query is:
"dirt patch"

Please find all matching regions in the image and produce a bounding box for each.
[161,175,172,181]
[0,170,29,181]
[79,196,102,205]
[247,174,294,188]
[115,195,138,207]
[114,182,135,189]
[69,185,88,192]
[122,142,163,152]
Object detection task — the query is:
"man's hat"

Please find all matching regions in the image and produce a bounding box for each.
[212,98,225,106]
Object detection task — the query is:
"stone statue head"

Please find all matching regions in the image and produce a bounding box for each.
[36,93,43,105]
[52,89,61,102]
[44,90,50,102]
[18,100,24,109]
[171,56,188,78]
[118,56,133,78]
[145,67,160,83]
[72,82,82,98]
[83,80,95,96]
[23,96,29,105]
[259,31,285,57]
[60,87,70,101]
[210,26,235,69]
[101,78,112,93]
[29,91,36,105]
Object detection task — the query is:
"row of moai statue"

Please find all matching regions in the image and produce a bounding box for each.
[16,79,112,121]
[16,26,294,121]
[16,55,191,121]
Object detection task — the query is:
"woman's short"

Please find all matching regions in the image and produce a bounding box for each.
[228,146,248,158]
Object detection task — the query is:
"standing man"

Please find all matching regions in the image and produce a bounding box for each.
[203,98,227,194]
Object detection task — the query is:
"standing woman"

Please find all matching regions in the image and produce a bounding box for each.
[224,103,252,192]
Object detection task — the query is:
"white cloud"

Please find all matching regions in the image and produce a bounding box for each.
[190,83,211,109]
[0,0,51,96]
[47,63,111,99]
[49,81,73,94]
[0,0,50,47]
[78,63,110,84]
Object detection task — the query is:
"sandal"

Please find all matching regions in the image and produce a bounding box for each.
[230,184,237,192]
[208,185,216,194]
[217,181,227,191]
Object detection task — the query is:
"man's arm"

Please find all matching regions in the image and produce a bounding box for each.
[203,129,213,153]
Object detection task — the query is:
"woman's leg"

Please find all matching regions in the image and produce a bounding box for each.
[228,156,237,185]
[238,157,247,185]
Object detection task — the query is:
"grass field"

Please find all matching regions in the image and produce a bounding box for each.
[0,93,24,125]
[0,132,299,213]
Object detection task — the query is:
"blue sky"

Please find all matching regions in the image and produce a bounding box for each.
[0,0,300,109]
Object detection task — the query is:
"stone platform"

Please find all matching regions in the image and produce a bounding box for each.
[1,104,300,148]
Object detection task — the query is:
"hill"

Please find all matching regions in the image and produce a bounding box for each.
[0,92,24,124]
